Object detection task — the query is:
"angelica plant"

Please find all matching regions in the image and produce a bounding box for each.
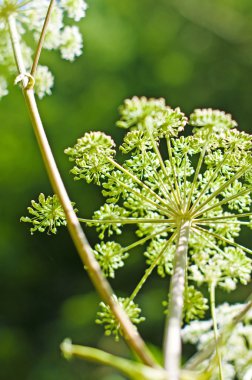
[23,97,252,379]
[3,1,252,380]
[61,97,252,379]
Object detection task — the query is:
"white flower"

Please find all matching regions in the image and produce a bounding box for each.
[0,76,8,99]
[61,0,88,21]
[60,25,82,61]
[182,303,252,379]
[0,0,87,98]
[34,65,54,99]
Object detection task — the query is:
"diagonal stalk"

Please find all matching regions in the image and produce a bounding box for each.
[79,217,175,225]
[143,150,178,209]
[60,340,202,380]
[124,226,175,252]
[30,0,55,77]
[144,117,181,207]
[209,282,224,380]
[185,141,208,212]
[192,165,251,218]
[8,13,157,368]
[106,172,174,216]
[193,225,252,255]
[107,157,177,215]
[129,232,177,303]
[189,148,234,215]
[195,212,252,222]
[166,137,182,206]
[163,219,191,380]
[193,185,252,217]
[195,221,250,226]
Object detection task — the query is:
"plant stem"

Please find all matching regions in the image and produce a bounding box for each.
[8,14,157,368]
[163,219,191,380]
[166,137,182,207]
[31,0,55,77]
[129,232,177,302]
[193,225,252,255]
[123,226,174,252]
[185,142,208,212]
[107,157,176,214]
[193,185,252,217]
[61,340,168,380]
[209,283,223,380]
[143,150,178,209]
[106,172,173,216]
[195,212,252,222]
[79,217,175,224]
[60,339,203,380]
[189,148,233,215]
[192,165,250,218]
[144,118,180,208]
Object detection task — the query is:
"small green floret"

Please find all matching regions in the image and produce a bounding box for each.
[183,286,208,323]
[65,131,116,185]
[96,296,145,341]
[21,193,76,234]
[87,203,129,239]
[93,242,128,278]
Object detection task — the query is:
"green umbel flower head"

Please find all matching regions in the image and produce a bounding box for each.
[21,193,76,234]
[96,295,145,341]
[63,97,252,334]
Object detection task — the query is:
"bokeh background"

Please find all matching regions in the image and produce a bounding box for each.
[1,0,252,379]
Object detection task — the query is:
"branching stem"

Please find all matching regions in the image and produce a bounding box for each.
[196,212,252,222]
[192,165,250,218]
[31,0,55,77]
[166,137,182,206]
[189,149,233,214]
[8,13,157,368]
[129,232,177,303]
[79,217,175,225]
[194,225,252,255]
[107,157,177,215]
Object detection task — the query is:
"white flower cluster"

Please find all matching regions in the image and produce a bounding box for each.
[0,0,87,99]
[182,303,252,380]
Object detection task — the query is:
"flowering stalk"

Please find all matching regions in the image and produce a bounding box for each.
[7,8,157,369]
[60,339,202,380]
[30,0,55,77]
[164,219,191,380]
[209,282,223,380]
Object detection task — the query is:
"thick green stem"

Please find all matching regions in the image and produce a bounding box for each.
[60,340,201,380]
[163,219,191,380]
[8,13,157,368]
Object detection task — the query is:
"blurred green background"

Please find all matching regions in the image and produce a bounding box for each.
[1,0,252,379]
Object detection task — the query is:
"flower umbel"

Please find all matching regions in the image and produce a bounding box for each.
[96,295,145,342]
[64,97,252,337]
[21,193,77,234]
